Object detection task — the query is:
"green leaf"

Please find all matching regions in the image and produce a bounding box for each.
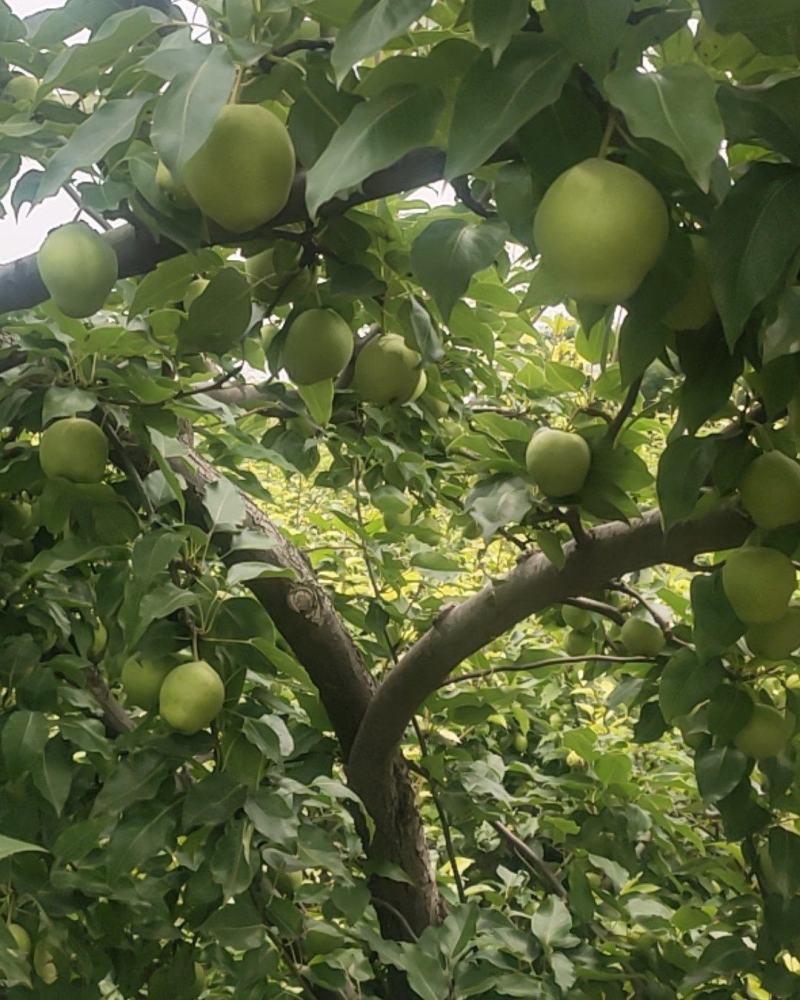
[518,84,604,189]
[140,29,208,81]
[708,685,754,742]
[700,0,800,36]
[411,218,506,320]
[203,478,247,532]
[41,386,97,425]
[594,752,633,786]
[31,737,72,816]
[305,85,444,220]
[656,436,717,528]
[151,44,237,177]
[471,0,529,64]
[546,0,633,81]
[106,799,178,875]
[691,572,745,657]
[764,827,800,897]
[41,7,163,91]
[718,78,800,165]
[465,476,533,540]
[0,833,47,861]
[2,710,49,775]
[532,896,575,949]
[36,95,151,201]
[131,528,187,586]
[210,819,257,898]
[446,34,573,179]
[659,649,725,722]
[179,266,253,355]
[710,163,800,348]
[605,65,725,192]
[129,251,221,318]
[298,379,334,426]
[695,744,749,802]
[403,950,450,1000]
[200,897,264,950]
[92,751,170,816]
[183,772,247,829]
[330,0,433,84]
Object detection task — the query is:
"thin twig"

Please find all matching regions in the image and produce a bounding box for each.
[86,667,134,735]
[608,580,670,631]
[441,654,651,688]
[64,183,112,232]
[451,176,496,219]
[561,507,591,547]
[491,821,566,899]
[606,375,643,444]
[104,420,156,518]
[562,596,625,626]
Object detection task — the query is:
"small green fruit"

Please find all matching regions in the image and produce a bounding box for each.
[562,604,592,631]
[533,158,669,304]
[39,417,108,484]
[620,618,665,657]
[182,104,295,233]
[564,629,593,656]
[739,451,800,531]
[159,660,225,734]
[272,868,303,894]
[282,309,353,384]
[351,334,422,405]
[33,940,57,984]
[121,656,174,711]
[513,732,528,753]
[664,236,715,331]
[38,223,118,318]
[734,702,793,760]
[384,507,412,531]
[8,923,31,955]
[245,246,314,305]
[0,499,33,539]
[722,546,797,625]
[526,428,591,498]
[3,75,38,102]
[183,278,209,311]
[746,606,800,660]
[90,620,108,659]
[155,160,195,209]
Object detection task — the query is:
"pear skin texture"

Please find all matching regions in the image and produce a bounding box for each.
[352,334,422,405]
[562,605,592,631]
[121,656,174,711]
[155,159,195,209]
[722,546,796,625]
[39,417,108,484]
[37,222,118,318]
[664,235,716,331]
[3,74,38,102]
[159,660,225,734]
[620,618,665,657]
[564,630,593,656]
[282,309,353,384]
[739,451,800,531]
[182,104,295,233]
[534,158,669,304]
[525,428,591,498]
[746,606,800,660]
[734,703,792,760]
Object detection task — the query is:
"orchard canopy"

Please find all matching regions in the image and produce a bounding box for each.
[4,0,800,997]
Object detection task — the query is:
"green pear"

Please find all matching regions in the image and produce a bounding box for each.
[534,158,669,304]
[155,159,195,209]
[245,245,314,305]
[159,660,225,734]
[746,606,800,660]
[739,451,800,530]
[121,656,174,711]
[525,428,591,498]
[281,309,353,384]
[33,940,57,984]
[351,334,423,405]
[90,620,108,659]
[620,618,665,657]
[734,702,793,760]
[562,605,592,631]
[664,235,716,331]
[3,74,38,102]
[564,629,593,656]
[722,546,797,624]
[182,104,295,233]
[38,223,118,318]
[8,923,31,955]
[39,417,108,484]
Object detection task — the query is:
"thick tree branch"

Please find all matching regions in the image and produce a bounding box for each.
[0,148,459,315]
[348,507,751,800]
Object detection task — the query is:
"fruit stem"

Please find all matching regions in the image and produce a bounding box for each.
[597,110,617,160]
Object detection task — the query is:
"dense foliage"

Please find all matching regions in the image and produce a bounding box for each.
[2,0,800,997]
